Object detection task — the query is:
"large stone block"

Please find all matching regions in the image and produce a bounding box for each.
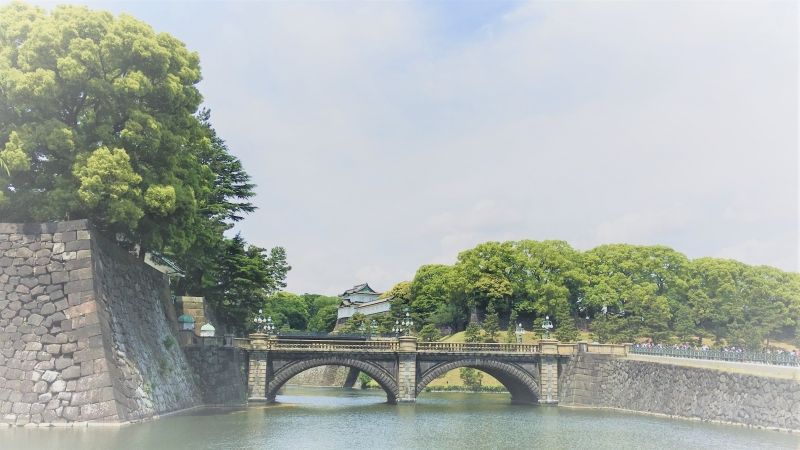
[80,400,116,421]
[54,357,73,370]
[63,279,92,295]
[61,366,81,380]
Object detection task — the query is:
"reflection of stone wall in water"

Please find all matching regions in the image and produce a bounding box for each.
[0,220,202,426]
[559,354,800,431]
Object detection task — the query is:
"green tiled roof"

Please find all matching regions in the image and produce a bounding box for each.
[178,314,195,323]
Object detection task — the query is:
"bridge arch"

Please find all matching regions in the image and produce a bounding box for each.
[416,359,540,404]
[266,356,398,403]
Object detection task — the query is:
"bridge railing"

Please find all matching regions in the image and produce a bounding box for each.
[584,343,628,356]
[557,344,578,356]
[233,338,252,349]
[417,342,539,354]
[269,339,399,352]
[629,346,800,366]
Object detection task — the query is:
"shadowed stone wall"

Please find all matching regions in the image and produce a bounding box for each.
[559,353,800,431]
[184,346,247,405]
[0,220,202,426]
[91,229,202,421]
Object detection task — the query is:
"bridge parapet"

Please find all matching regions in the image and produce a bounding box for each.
[580,342,629,356]
[231,337,627,356]
[417,342,539,354]
[271,339,399,352]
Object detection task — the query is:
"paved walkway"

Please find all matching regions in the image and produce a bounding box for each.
[626,354,800,380]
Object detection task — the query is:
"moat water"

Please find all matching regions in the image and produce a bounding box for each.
[2,386,798,450]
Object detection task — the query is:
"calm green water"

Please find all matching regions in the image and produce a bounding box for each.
[2,386,798,450]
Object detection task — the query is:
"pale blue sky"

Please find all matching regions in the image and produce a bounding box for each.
[29,1,800,294]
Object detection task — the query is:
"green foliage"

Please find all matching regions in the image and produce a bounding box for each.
[144,184,177,216]
[303,294,340,333]
[201,235,290,333]
[73,147,143,227]
[0,2,285,332]
[458,367,483,391]
[261,292,309,331]
[0,2,205,244]
[339,312,369,333]
[389,238,800,350]
[162,335,176,350]
[482,301,500,343]
[505,309,519,343]
[418,324,442,342]
[0,131,29,174]
[409,265,467,327]
[464,322,482,343]
[357,372,374,388]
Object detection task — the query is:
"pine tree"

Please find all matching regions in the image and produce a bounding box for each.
[464,322,482,343]
[483,301,500,343]
[506,309,519,343]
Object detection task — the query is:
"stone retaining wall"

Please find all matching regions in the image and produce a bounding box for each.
[92,230,202,421]
[0,220,202,426]
[184,346,247,405]
[284,365,351,387]
[559,353,800,431]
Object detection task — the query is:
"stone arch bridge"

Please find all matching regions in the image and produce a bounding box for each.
[240,336,628,404]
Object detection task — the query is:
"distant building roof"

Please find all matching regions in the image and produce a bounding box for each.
[356,296,393,308]
[178,314,195,323]
[340,283,378,297]
[145,252,185,277]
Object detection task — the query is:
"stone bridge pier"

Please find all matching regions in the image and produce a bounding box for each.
[241,335,595,405]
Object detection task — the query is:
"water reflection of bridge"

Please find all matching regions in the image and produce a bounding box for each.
[236,335,628,404]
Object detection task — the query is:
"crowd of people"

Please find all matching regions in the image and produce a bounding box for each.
[632,342,800,365]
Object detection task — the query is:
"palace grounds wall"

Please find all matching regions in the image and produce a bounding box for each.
[184,346,247,405]
[0,220,202,425]
[559,353,800,431]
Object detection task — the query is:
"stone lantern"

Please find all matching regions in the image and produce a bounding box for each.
[178,314,195,331]
[200,322,216,337]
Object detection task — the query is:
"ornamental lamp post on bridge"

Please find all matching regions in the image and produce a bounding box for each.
[249,309,272,352]
[253,309,275,335]
[265,316,275,335]
[393,310,414,337]
[370,319,378,338]
[541,316,554,340]
[392,320,402,337]
[253,309,266,332]
[515,323,525,344]
[401,311,414,336]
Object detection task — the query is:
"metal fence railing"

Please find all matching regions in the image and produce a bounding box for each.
[629,346,800,366]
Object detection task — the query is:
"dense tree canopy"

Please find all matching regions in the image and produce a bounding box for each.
[0,3,289,331]
[389,241,800,349]
[259,292,340,333]
[0,3,206,251]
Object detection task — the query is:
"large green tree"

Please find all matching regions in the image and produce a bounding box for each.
[408,264,468,329]
[0,3,289,332]
[583,244,689,343]
[206,235,290,332]
[0,3,209,254]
